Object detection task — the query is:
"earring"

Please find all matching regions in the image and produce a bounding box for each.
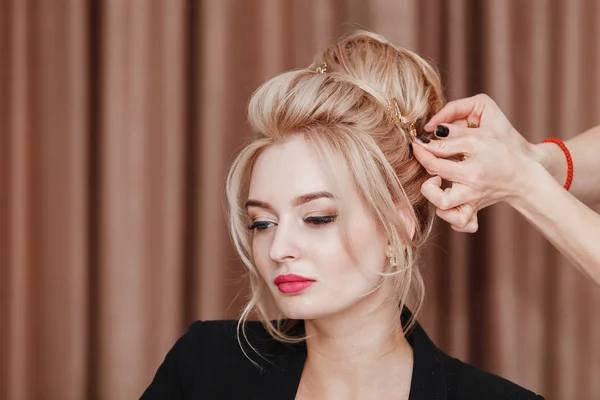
[388,245,399,267]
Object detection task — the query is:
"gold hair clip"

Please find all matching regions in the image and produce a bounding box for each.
[388,98,416,142]
[315,61,328,74]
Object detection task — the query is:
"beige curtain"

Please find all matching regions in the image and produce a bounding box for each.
[1,0,599,399]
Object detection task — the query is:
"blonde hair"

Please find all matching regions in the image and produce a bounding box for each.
[225,30,444,366]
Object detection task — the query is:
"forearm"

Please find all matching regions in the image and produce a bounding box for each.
[507,162,600,285]
[535,125,600,205]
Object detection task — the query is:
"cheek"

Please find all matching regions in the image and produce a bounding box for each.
[306,226,348,265]
[251,233,274,277]
[312,221,387,280]
[343,216,388,274]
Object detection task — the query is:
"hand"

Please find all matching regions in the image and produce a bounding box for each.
[415,94,539,232]
[424,94,538,163]
[412,124,537,233]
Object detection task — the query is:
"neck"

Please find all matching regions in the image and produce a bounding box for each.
[299,298,414,397]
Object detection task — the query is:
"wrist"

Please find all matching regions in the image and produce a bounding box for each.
[532,141,567,184]
[506,161,574,233]
[531,141,553,167]
[504,157,551,208]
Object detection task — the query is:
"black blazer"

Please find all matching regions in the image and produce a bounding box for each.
[141,310,544,399]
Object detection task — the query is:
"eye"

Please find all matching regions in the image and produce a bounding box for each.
[303,215,337,226]
[247,221,276,231]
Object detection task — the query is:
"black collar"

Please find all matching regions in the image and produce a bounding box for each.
[260,309,447,400]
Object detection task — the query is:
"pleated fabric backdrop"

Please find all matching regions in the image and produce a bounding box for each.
[1,1,599,399]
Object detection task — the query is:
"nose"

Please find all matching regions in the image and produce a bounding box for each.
[268,220,302,263]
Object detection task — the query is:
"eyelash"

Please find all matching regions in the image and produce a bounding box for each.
[247,215,338,231]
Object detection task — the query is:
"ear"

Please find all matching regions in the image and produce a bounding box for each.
[396,204,416,241]
[385,203,417,254]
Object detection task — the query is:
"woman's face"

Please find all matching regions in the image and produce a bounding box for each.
[246,135,391,320]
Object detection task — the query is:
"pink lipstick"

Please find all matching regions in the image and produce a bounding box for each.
[274,274,315,294]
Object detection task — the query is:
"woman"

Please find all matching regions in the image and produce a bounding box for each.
[412,94,600,283]
[141,32,544,399]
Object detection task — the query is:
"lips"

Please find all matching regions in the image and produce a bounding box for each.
[274,274,315,294]
[274,273,314,284]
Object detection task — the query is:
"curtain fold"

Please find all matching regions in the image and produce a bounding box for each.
[1,1,599,399]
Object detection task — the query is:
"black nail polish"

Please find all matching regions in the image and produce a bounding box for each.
[416,136,430,143]
[409,142,413,156]
[435,125,449,137]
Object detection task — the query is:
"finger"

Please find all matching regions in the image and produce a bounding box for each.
[436,204,478,231]
[452,119,470,128]
[424,95,486,131]
[412,144,467,180]
[451,212,479,233]
[419,175,443,202]
[422,180,476,211]
[421,174,443,189]
[415,135,476,159]
[420,175,479,231]
[431,123,468,139]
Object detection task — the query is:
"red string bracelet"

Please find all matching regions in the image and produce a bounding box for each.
[542,138,573,190]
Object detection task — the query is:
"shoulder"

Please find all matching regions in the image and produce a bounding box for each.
[140,320,275,399]
[168,319,277,371]
[442,355,544,400]
[404,313,544,400]
[190,319,280,361]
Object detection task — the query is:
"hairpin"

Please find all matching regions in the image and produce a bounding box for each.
[315,61,328,74]
[388,98,416,142]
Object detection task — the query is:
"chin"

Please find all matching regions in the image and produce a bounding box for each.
[272,295,328,321]
[274,302,320,321]
[279,308,331,321]
[273,293,351,321]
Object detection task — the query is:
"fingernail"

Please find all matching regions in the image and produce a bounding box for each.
[416,136,430,143]
[435,125,449,137]
[409,142,413,156]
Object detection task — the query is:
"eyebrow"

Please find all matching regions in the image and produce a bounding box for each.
[245,191,335,210]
